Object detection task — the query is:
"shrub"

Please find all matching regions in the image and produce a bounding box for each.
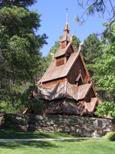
[30,99,46,114]
[95,101,115,118]
[104,132,115,141]
[0,82,32,113]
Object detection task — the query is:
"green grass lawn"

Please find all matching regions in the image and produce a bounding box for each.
[0,130,115,154]
[0,139,115,154]
[0,129,75,139]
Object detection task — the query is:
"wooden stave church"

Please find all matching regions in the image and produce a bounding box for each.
[37,22,101,116]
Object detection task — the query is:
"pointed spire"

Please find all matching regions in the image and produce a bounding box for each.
[64,8,70,33]
[64,23,70,33]
[59,9,72,49]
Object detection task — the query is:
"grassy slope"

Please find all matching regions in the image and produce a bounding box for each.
[0,140,115,154]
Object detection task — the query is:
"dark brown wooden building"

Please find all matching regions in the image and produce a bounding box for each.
[37,23,100,115]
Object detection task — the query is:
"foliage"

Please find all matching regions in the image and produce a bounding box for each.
[29,99,46,114]
[0,77,46,114]
[21,84,46,114]
[93,22,115,101]
[0,6,46,79]
[0,83,32,113]
[45,41,59,69]
[82,33,102,78]
[93,43,115,100]
[95,101,115,118]
[72,35,80,48]
[0,6,46,82]
[104,132,115,141]
[103,22,115,43]
[80,22,115,101]
[83,34,102,64]
[0,83,46,113]
[0,0,36,7]
[77,0,114,22]
[0,3,47,112]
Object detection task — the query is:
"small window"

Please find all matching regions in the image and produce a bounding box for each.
[56,57,65,66]
[61,42,67,49]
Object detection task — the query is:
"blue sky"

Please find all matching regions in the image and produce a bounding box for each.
[30,0,112,56]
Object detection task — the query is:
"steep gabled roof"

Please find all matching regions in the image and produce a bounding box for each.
[39,50,80,83]
[54,42,71,58]
[75,84,92,100]
[38,82,95,101]
[84,97,98,112]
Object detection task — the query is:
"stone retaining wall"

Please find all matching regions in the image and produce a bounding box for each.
[0,113,115,137]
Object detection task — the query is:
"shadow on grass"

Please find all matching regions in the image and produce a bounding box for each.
[0,139,88,150]
[0,129,78,139]
[60,138,88,142]
[0,141,58,149]
[0,129,59,139]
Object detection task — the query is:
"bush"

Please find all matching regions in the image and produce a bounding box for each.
[30,99,46,114]
[0,83,46,114]
[104,132,115,141]
[21,85,46,114]
[95,101,115,118]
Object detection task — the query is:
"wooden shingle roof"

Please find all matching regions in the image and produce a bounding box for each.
[38,82,94,101]
[76,84,92,100]
[54,42,71,58]
[39,50,80,83]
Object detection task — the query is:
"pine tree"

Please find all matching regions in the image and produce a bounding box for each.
[0,0,47,112]
[0,0,36,7]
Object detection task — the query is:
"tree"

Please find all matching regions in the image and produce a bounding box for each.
[0,2,47,112]
[77,0,114,22]
[81,23,115,102]
[0,0,36,7]
[82,34,102,76]
[72,35,80,48]
[45,41,59,69]
[95,101,115,118]
[83,34,102,64]
[93,41,115,101]
[103,21,115,43]
[0,6,46,82]
[93,22,115,102]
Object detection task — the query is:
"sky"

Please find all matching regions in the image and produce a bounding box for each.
[30,0,112,56]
